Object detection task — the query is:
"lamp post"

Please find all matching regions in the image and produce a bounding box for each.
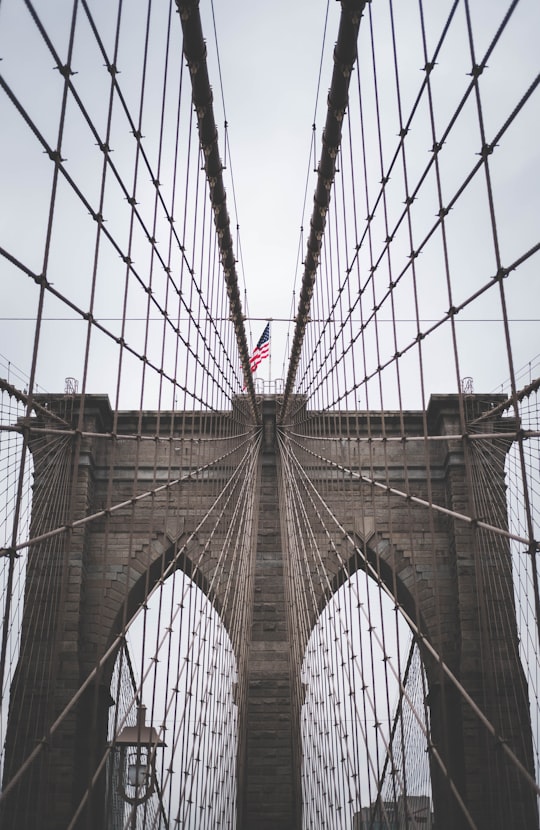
[115,705,165,819]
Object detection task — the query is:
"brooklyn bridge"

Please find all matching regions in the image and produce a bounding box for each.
[0,0,539,828]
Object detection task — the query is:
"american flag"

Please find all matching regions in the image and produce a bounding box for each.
[249,323,270,373]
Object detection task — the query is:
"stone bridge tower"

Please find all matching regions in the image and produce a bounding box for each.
[1,393,537,830]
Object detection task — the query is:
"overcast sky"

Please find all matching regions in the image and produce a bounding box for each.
[199,0,339,357]
[1,2,538,821]
[0,0,538,403]
[0,0,340,398]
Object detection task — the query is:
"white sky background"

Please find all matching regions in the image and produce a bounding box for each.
[0,0,538,403]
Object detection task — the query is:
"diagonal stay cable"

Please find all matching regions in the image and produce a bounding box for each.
[0,433,255,557]
[0,379,69,427]
[67,437,260,830]
[280,433,479,826]
[287,433,538,550]
[0,433,259,807]
[281,430,540,805]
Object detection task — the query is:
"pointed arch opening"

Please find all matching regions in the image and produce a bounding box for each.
[301,570,433,829]
[106,569,238,829]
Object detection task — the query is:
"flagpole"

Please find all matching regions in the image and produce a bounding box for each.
[268,320,271,387]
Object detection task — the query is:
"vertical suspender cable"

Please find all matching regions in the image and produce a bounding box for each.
[282,0,366,421]
[175,0,257,418]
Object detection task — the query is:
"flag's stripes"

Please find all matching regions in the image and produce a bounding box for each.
[249,323,270,373]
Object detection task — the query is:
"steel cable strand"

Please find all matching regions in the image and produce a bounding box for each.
[0,437,256,808]
[302,410,536,788]
[278,437,324,636]
[280,437,352,822]
[175,0,256,413]
[127,435,259,819]
[285,442,478,826]
[468,434,539,786]
[140,416,236,824]
[215,460,258,675]
[0,64,238,404]
[155,570,191,827]
[302,234,540,412]
[504,410,540,701]
[177,597,210,825]
[287,435,475,797]
[287,432,540,806]
[0,249,236,412]
[9,424,256,445]
[169,508,249,824]
[67,416,251,812]
[279,444,329,805]
[278,433,341,617]
[280,434,413,815]
[294,20,540,411]
[288,433,536,549]
[74,586,216,825]
[200,434,260,637]
[0,427,73,802]
[0,0,81,788]
[84,0,239,387]
[282,0,367,421]
[3,431,256,558]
